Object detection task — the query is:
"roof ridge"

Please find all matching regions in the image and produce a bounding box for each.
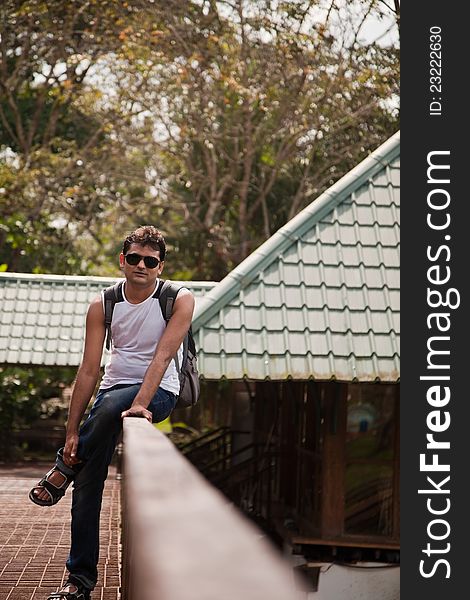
[0,272,121,284]
[193,131,400,331]
[0,272,217,287]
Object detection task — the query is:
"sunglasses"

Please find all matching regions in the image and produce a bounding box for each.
[124,253,161,269]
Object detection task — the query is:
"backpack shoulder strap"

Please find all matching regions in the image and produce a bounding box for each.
[155,280,187,377]
[155,279,184,322]
[103,281,124,350]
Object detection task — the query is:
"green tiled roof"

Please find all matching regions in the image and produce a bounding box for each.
[193,132,400,382]
[0,274,215,366]
[1,134,400,381]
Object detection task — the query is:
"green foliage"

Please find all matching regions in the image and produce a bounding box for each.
[1,0,399,282]
[123,1,400,278]
[0,0,154,275]
[0,87,104,154]
[0,366,75,460]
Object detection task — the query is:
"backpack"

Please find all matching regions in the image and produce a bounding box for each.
[103,279,200,408]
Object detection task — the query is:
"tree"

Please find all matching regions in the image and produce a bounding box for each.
[0,0,156,274]
[114,0,399,279]
[1,0,399,280]
[0,365,75,459]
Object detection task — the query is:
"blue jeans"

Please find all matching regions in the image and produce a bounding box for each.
[55,383,176,590]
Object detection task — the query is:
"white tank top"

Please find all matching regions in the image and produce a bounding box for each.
[100,280,182,395]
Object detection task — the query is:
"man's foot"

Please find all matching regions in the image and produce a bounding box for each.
[29,465,74,507]
[47,582,91,599]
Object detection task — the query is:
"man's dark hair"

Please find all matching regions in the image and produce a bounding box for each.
[122,225,166,260]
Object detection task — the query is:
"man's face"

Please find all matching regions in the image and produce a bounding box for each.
[119,243,164,286]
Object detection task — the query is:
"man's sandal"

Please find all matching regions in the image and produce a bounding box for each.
[28,465,74,507]
[47,582,91,599]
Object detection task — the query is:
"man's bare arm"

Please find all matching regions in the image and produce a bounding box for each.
[121,289,195,420]
[63,296,105,464]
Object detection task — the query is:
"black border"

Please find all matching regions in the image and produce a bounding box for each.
[401,4,468,597]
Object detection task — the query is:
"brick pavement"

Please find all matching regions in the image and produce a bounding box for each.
[0,464,121,600]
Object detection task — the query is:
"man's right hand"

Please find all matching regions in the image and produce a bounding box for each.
[121,404,153,423]
[63,432,81,466]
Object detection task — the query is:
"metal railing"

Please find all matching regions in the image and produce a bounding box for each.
[121,417,302,600]
[178,425,231,453]
[181,427,251,474]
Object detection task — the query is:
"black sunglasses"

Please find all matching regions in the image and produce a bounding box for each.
[125,253,161,269]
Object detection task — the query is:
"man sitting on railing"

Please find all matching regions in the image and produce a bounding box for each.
[28,225,195,600]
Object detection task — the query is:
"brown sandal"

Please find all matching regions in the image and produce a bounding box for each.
[29,465,73,507]
[47,581,90,599]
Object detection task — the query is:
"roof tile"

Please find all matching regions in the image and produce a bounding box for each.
[0,275,215,367]
[2,134,400,381]
[193,133,400,381]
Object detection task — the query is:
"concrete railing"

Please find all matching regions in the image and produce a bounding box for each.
[121,418,303,600]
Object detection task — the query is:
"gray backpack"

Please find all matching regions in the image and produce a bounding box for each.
[103,279,200,408]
